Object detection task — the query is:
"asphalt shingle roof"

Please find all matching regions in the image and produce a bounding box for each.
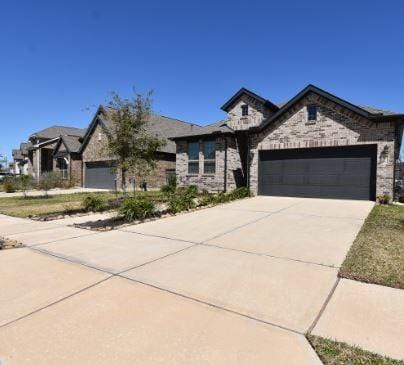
[99,106,201,154]
[31,126,86,140]
[61,135,82,153]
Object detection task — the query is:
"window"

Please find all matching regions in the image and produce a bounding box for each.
[241,104,249,116]
[56,157,68,179]
[307,104,317,121]
[188,142,199,174]
[203,140,216,174]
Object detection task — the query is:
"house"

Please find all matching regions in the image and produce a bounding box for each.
[172,84,404,200]
[27,126,86,181]
[52,135,84,186]
[79,106,199,190]
[11,142,31,175]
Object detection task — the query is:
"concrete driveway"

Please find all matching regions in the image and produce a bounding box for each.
[0,197,377,364]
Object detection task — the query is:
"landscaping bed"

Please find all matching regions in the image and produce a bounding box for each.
[0,236,23,250]
[73,187,252,231]
[0,191,163,219]
[339,204,404,289]
[308,335,403,365]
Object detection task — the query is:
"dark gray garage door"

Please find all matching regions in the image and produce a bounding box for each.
[258,145,377,200]
[85,161,116,190]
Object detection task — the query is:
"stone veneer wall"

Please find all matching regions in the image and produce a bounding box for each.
[226,94,275,131]
[176,136,241,192]
[248,92,396,197]
[70,156,82,186]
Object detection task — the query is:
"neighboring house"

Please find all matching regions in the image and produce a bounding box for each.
[52,135,83,186]
[27,126,86,181]
[172,85,404,200]
[79,106,199,190]
[11,142,32,175]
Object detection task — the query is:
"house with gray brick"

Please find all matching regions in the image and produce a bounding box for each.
[172,85,404,200]
[79,105,199,190]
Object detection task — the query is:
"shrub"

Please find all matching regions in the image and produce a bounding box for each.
[39,172,61,196]
[161,184,176,195]
[3,176,18,193]
[168,192,196,214]
[377,194,391,205]
[19,175,34,198]
[213,191,232,204]
[186,185,198,198]
[197,194,216,206]
[119,196,156,221]
[82,194,107,212]
[227,187,252,200]
[161,175,177,195]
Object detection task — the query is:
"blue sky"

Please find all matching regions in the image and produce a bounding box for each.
[0,0,403,162]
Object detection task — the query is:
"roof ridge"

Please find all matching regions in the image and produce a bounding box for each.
[100,104,202,127]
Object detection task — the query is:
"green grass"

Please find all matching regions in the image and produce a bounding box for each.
[0,191,164,218]
[308,335,403,365]
[339,204,404,289]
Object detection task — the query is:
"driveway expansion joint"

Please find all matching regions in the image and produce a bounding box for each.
[202,242,340,269]
[0,276,112,330]
[307,276,341,334]
[200,201,304,244]
[25,231,101,248]
[119,275,306,336]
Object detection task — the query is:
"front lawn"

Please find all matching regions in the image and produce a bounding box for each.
[308,335,403,365]
[339,204,404,289]
[0,191,163,218]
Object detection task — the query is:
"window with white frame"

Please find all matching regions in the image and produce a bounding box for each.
[56,157,68,179]
[188,142,199,174]
[203,140,216,174]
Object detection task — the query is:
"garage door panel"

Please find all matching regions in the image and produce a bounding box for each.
[308,174,339,186]
[85,162,116,190]
[309,159,344,174]
[259,146,376,200]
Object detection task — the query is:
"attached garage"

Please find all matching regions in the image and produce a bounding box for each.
[84,161,116,190]
[258,145,377,200]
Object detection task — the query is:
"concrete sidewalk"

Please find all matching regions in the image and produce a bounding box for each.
[312,279,404,360]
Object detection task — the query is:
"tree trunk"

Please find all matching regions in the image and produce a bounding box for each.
[121,168,127,194]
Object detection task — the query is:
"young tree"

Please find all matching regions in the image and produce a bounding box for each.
[102,90,166,193]
[20,174,33,199]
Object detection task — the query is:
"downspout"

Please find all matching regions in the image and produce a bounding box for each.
[224,138,228,192]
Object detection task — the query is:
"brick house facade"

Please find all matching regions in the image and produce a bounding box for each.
[79,106,196,190]
[52,135,83,186]
[173,85,404,200]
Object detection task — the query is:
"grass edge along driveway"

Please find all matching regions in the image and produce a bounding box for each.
[308,335,404,365]
[339,204,403,289]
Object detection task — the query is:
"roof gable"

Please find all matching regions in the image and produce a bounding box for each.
[221,87,279,113]
[255,84,404,132]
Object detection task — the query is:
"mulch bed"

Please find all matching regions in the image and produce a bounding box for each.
[73,204,217,232]
[0,237,24,250]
